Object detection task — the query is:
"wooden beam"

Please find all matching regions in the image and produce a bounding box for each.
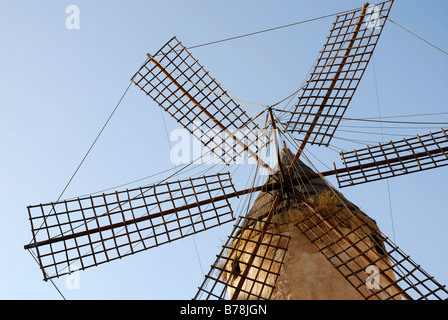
[147,54,274,175]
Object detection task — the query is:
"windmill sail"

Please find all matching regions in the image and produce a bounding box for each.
[194,216,290,300]
[295,195,448,300]
[335,128,448,187]
[24,173,236,280]
[284,0,393,146]
[132,37,272,172]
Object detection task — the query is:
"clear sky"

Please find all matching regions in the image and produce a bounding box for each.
[1,0,447,300]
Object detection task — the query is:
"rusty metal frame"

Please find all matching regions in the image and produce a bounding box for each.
[132,37,272,172]
[25,173,236,281]
[294,193,448,300]
[285,0,393,147]
[336,128,448,187]
[194,216,290,300]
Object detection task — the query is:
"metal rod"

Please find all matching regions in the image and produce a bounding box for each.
[268,108,286,181]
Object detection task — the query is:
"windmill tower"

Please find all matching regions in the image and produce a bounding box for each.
[199,146,403,300]
[24,0,448,300]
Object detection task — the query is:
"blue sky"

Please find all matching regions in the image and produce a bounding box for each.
[1,0,447,299]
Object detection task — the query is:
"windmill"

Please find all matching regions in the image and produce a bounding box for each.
[24,0,448,300]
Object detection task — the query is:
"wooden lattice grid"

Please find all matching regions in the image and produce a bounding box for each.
[336,128,448,187]
[285,0,393,146]
[295,197,448,300]
[132,37,269,166]
[194,216,290,300]
[25,173,236,280]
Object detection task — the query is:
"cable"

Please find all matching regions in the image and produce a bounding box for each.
[58,82,132,203]
[388,18,448,57]
[28,250,66,300]
[184,8,357,51]
[338,125,446,130]
[150,7,360,115]
[344,111,448,120]
[372,57,396,246]
[330,135,386,146]
[72,166,182,199]
[275,109,448,126]
[336,129,415,137]
[28,81,132,243]
[342,117,448,126]
[147,56,268,110]
[158,97,206,277]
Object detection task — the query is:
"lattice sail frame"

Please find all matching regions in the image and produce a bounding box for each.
[132,37,271,171]
[284,0,393,146]
[194,216,290,300]
[25,173,236,280]
[295,195,448,300]
[336,128,448,187]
